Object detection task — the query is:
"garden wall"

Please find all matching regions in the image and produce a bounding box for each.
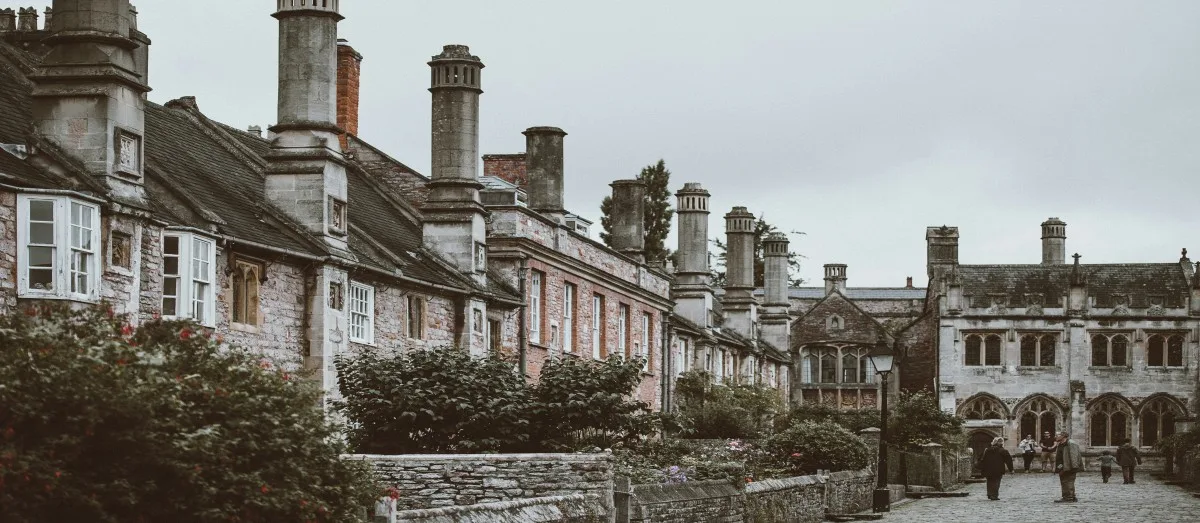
[346,453,613,513]
[389,494,609,523]
[619,467,903,523]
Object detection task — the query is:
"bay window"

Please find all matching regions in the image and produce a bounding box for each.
[17,195,101,301]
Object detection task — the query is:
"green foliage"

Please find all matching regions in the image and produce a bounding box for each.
[530,356,654,450]
[887,390,965,450]
[1154,427,1200,461]
[0,304,376,523]
[709,214,805,287]
[335,347,531,454]
[599,159,675,262]
[767,421,870,475]
[611,438,787,485]
[785,404,880,435]
[674,370,784,439]
[336,351,656,454]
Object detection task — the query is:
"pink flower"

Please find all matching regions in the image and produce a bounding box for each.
[179,328,192,340]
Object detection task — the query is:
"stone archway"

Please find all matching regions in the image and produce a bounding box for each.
[968,430,996,470]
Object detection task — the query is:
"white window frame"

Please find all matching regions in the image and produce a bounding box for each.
[161,231,217,326]
[530,271,542,344]
[348,281,375,345]
[592,294,603,359]
[16,194,102,301]
[641,312,652,371]
[562,283,575,352]
[618,304,629,358]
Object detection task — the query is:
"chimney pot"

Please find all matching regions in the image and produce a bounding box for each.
[16,6,36,31]
[1040,217,1067,265]
[823,263,848,296]
[0,9,15,32]
[906,276,913,288]
[247,125,262,137]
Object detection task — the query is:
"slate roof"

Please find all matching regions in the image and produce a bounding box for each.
[0,37,520,304]
[792,291,895,346]
[956,263,1190,307]
[751,287,927,300]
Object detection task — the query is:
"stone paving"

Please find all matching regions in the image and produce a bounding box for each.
[885,471,1200,522]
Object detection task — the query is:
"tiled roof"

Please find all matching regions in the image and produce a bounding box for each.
[956,263,1190,307]
[752,287,927,300]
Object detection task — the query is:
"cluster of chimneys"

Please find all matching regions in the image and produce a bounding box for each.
[0,6,49,31]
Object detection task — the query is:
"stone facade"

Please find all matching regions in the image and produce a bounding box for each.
[628,480,744,522]
[392,494,608,523]
[347,453,614,512]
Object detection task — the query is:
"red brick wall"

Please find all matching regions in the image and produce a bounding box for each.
[336,41,363,149]
[483,154,528,188]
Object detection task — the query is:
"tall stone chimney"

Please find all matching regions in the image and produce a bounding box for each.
[129,4,149,94]
[31,0,150,203]
[1041,217,1066,265]
[673,183,714,328]
[264,0,349,255]
[609,179,645,262]
[926,225,960,285]
[524,126,567,223]
[723,206,757,338]
[823,264,847,296]
[335,38,362,148]
[760,232,791,352]
[422,44,488,280]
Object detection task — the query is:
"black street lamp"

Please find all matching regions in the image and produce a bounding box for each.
[867,341,895,513]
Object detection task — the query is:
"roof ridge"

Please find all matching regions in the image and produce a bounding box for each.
[345,159,423,224]
[347,134,428,180]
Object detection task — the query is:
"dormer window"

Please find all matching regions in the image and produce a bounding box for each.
[115,129,142,177]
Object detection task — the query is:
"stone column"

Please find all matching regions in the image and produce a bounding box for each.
[922,442,944,490]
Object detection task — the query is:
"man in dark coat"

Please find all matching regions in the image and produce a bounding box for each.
[1115,438,1142,484]
[979,436,1014,500]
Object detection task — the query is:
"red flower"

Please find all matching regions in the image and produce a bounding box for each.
[116,358,128,366]
[281,373,291,381]
[791,452,801,458]
[179,329,192,340]
[24,307,37,316]
[54,471,61,478]
[260,485,269,494]
[121,324,134,336]
[299,499,308,508]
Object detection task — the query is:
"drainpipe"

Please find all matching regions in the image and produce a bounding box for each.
[517,258,529,376]
[660,313,673,412]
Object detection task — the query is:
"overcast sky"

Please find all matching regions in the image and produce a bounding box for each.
[140,1,1200,287]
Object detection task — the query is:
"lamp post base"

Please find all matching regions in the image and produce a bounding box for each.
[872,487,891,513]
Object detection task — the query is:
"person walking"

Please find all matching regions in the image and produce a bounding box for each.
[1053,431,1082,503]
[1018,434,1038,473]
[980,436,1014,500]
[1098,451,1117,483]
[1116,438,1142,484]
[1039,431,1057,472]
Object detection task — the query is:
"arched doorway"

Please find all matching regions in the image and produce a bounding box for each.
[968,430,995,470]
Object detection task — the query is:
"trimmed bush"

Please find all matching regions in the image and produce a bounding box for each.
[767,421,870,475]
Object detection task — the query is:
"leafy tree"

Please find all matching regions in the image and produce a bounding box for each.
[674,370,785,439]
[710,214,805,287]
[785,404,880,435]
[887,390,965,450]
[335,347,531,454]
[599,159,675,262]
[0,304,376,523]
[767,421,871,475]
[530,356,654,450]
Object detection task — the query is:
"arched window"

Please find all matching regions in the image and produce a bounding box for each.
[800,346,874,385]
[1147,334,1185,368]
[819,351,836,383]
[841,352,859,383]
[960,394,1006,420]
[1089,396,1132,447]
[964,333,1003,366]
[231,260,261,326]
[1140,397,1181,447]
[801,354,816,383]
[1020,334,1056,366]
[1017,397,1059,440]
[1091,333,1129,367]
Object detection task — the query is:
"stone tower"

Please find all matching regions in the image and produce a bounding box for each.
[422,44,487,283]
[1041,217,1066,265]
[673,183,714,328]
[524,126,567,224]
[723,206,757,339]
[609,179,646,262]
[926,225,960,286]
[823,264,848,295]
[32,0,150,203]
[265,0,350,396]
[760,232,791,353]
[265,0,349,256]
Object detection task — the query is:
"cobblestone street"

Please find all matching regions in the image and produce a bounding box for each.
[886,472,1200,522]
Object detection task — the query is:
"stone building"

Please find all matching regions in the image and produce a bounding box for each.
[903,219,1199,459]
[0,1,791,414]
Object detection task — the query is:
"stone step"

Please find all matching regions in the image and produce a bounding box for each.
[907,491,971,499]
[825,514,884,522]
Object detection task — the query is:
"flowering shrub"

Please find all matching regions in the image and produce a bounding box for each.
[0,304,376,522]
[674,370,785,439]
[611,438,790,485]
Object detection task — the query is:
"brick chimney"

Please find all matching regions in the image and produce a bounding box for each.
[336,38,362,149]
[524,126,567,223]
[32,0,149,203]
[482,153,528,188]
[609,179,645,262]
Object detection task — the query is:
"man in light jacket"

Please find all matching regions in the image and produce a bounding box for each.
[1053,431,1083,502]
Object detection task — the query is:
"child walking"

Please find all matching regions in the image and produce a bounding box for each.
[1098,450,1117,483]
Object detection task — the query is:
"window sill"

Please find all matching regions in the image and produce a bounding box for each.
[349,339,375,347]
[18,293,99,304]
[230,323,260,334]
[1088,366,1133,372]
[1015,366,1062,371]
[798,383,878,389]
